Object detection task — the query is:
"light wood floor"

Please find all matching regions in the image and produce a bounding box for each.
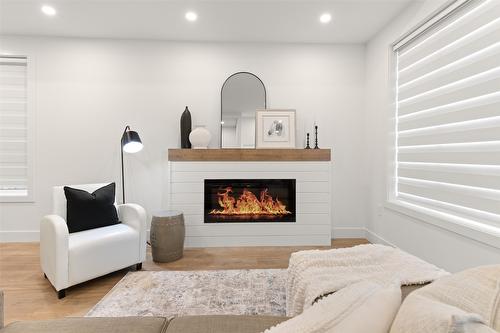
[0,239,368,325]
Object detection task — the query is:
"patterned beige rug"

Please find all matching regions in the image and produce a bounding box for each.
[86,269,286,318]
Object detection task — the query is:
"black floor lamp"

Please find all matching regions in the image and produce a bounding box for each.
[121,125,143,203]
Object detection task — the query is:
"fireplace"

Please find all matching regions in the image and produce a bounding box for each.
[204,179,296,223]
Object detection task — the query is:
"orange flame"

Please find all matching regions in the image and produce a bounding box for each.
[209,187,291,216]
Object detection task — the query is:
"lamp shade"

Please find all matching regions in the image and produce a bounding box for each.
[121,130,143,153]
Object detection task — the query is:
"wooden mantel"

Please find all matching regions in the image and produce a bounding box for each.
[168,148,331,161]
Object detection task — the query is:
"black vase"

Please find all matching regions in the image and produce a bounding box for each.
[180,106,192,149]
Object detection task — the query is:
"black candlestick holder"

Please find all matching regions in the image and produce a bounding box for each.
[305,133,311,149]
[314,125,319,149]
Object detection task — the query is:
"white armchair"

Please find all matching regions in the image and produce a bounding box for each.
[40,183,147,298]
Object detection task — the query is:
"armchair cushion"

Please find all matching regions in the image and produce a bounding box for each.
[68,223,140,286]
[64,183,120,233]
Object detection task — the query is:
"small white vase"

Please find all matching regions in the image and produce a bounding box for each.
[189,126,212,149]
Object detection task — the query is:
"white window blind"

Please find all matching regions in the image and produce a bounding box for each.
[0,56,31,199]
[393,0,500,231]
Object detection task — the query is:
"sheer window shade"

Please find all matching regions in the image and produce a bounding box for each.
[393,0,500,230]
[0,56,30,198]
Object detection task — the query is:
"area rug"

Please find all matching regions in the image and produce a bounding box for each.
[86,269,286,318]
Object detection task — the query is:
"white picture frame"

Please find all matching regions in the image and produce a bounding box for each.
[255,109,296,148]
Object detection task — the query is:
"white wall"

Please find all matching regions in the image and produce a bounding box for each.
[364,1,500,272]
[0,36,367,241]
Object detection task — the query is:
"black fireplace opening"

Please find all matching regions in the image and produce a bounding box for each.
[204,179,296,223]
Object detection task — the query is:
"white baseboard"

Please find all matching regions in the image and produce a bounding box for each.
[332,227,366,238]
[365,229,395,247]
[332,227,396,247]
[0,230,39,242]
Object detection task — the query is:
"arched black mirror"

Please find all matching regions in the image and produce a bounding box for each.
[221,72,266,148]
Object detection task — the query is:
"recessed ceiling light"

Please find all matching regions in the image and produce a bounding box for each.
[185,11,198,22]
[41,5,57,16]
[319,13,332,24]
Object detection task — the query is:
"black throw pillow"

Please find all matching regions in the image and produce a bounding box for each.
[64,183,120,233]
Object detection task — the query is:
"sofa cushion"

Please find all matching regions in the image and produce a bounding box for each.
[390,265,500,333]
[315,283,426,305]
[165,315,287,333]
[64,183,120,233]
[0,317,169,333]
[390,294,497,333]
[265,281,401,333]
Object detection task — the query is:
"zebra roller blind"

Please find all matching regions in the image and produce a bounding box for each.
[393,0,500,230]
[0,56,30,197]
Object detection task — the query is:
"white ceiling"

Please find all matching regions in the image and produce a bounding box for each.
[0,0,414,43]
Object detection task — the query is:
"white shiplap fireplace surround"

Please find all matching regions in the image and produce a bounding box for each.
[167,149,332,247]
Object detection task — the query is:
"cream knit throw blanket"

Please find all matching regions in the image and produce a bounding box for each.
[286,244,449,316]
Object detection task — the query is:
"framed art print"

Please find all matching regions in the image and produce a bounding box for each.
[256,109,296,148]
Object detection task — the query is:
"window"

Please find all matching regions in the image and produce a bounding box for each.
[0,56,33,201]
[391,0,500,241]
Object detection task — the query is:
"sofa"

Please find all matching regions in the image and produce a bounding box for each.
[1,265,498,333]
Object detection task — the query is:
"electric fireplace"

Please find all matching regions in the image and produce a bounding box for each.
[204,179,296,223]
